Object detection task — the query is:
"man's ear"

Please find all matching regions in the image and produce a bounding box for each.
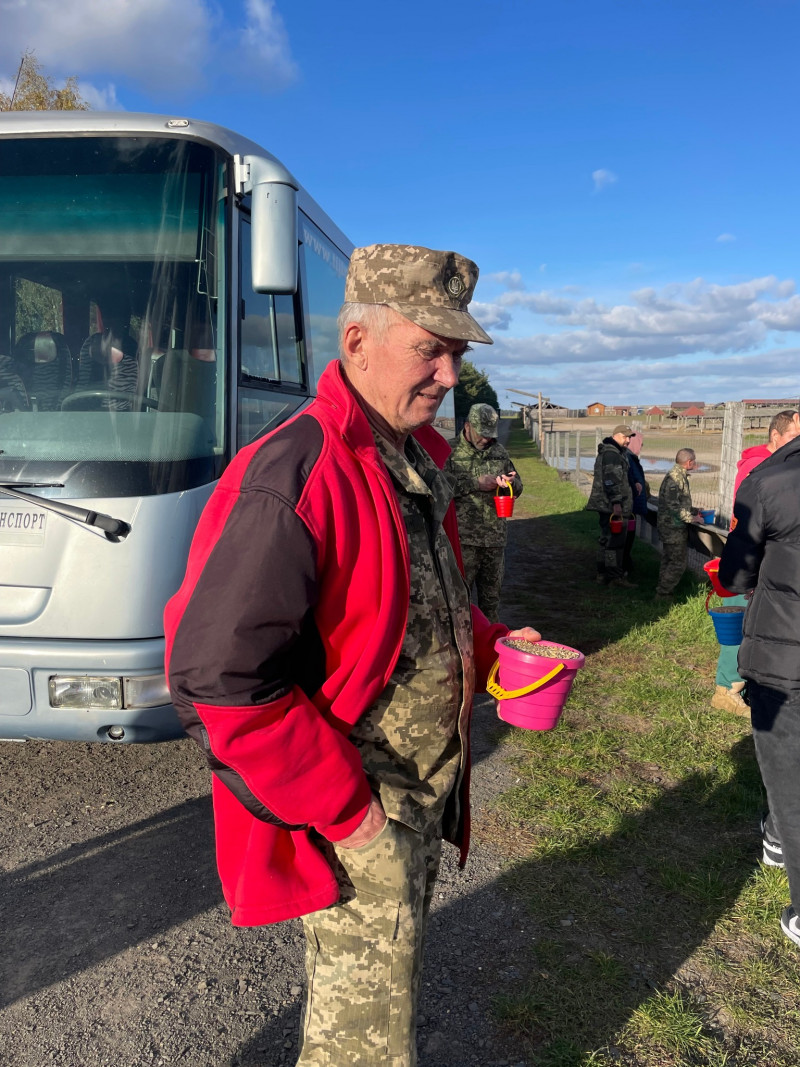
[341,321,368,370]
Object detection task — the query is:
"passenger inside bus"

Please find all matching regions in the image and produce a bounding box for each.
[0,353,30,412]
[150,316,217,431]
[11,330,73,411]
[74,327,139,411]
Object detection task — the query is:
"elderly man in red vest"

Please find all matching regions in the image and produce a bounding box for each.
[165,244,541,1065]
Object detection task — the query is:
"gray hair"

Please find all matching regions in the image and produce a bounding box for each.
[676,447,696,464]
[337,302,402,355]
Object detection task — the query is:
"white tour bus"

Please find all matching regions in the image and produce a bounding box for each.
[0,111,456,743]
[0,111,363,742]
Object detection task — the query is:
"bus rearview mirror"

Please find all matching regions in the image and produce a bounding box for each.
[245,156,298,294]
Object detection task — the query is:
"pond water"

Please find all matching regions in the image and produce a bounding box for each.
[564,456,712,473]
[640,456,712,473]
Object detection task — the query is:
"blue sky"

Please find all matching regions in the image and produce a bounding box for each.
[3,0,800,410]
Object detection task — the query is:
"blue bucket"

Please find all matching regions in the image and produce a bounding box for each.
[709,607,744,645]
[700,508,715,524]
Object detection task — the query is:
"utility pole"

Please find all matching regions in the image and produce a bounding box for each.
[9,54,26,110]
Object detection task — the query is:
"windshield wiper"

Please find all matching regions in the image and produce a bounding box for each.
[0,483,130,542]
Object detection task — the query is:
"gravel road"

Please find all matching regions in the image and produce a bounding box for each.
[0,696,536,1067]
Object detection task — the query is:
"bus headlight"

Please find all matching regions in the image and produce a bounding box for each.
[48,673,170,710]
[123,673,171,710]
[49,676,123,710]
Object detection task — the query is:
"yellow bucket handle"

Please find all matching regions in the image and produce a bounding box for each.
[486,657,565,701]
[495,480,514,499]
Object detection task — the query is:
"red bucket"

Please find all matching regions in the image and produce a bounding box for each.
[609,516,624,534]
[704,557,735,598]
[494,485,515,518]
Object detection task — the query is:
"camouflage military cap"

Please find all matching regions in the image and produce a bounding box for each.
[344,244,493,344]
[468,403,499,438]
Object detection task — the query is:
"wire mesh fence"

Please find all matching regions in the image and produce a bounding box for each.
[524,403,752,527]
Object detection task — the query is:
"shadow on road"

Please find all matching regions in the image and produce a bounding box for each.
[1,796,219,1009]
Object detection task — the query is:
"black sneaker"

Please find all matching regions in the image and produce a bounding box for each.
[781,906,800,947]
[762,814,785,868]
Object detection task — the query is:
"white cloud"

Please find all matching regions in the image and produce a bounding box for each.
[473,270,800,407]
[495,348,800,411]
[592,168,618,192]
[0,0,297,98]
[78,81,123,110]
[238,0,298,89]
[486,270,525,291]
[716,233,736,243]
[470,302,513,332]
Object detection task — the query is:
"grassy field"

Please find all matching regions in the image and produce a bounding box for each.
[486,422,800,1066]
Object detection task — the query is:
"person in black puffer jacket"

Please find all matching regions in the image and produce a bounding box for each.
[586,424,635,587]
[623,432,650,575]
[719,433,800,950]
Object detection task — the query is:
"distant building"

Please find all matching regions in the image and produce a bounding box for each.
[670,401,706,412]
[646,405,665,416]
[682,405,705,417]
[741,398,799,408]
[586,401,606,416]
[611,405,634,417]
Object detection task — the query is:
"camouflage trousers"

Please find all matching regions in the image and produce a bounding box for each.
[656,526,688,595]
[461,543,505,622]
[596,514,625,581]
[298,818,442,1066]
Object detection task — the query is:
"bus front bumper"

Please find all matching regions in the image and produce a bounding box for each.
[0,637,183,743]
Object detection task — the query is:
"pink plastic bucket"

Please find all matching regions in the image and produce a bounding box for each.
[488,638,585,730]
[627,518,636,532]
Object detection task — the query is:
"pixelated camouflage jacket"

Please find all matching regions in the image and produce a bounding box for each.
[586,438,632,514]
[657,463,694,531]
[444,430,523,546]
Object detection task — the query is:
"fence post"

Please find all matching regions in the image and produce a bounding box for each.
[717,402,744,528]
[575,430,582,487]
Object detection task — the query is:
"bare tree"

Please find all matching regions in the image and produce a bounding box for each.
[0,51,89,111]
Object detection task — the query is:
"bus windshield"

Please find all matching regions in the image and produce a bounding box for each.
[0,135,226,497]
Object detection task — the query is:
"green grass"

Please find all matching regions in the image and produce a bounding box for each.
[484,421,800,1066]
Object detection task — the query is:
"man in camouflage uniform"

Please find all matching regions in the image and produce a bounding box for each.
[444,403,522,622]
[586,424,636,587]
[656,447,704,599]
[165,244,540,1067]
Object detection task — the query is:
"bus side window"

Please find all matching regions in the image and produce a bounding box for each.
[237,212,307,448]
[239,217,305,386]
[298,214,349,389]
